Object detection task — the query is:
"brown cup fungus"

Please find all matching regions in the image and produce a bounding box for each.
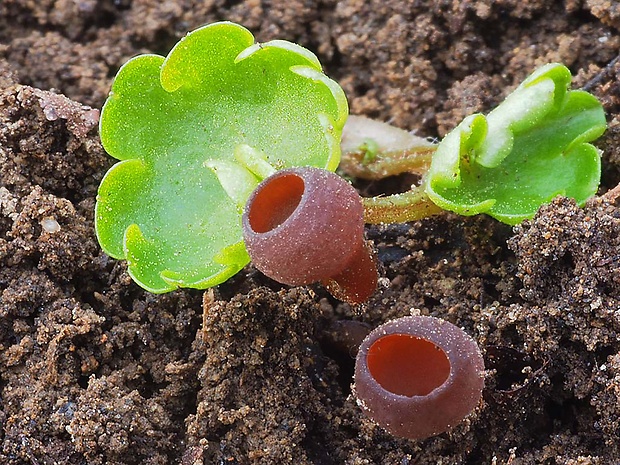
[242,167,378,304]
[354,315,485,440]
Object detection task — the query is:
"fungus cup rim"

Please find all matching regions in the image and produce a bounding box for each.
[365,333,451,397]
[354,315,485,440]
[244,170,309,239]
[357,316,464,399]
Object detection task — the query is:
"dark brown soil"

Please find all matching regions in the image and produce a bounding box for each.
[1,1,620,464]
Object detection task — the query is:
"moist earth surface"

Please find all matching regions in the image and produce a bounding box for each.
[1,1,620,464]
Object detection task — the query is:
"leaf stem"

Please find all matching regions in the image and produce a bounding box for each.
[362,183,444,224]
[235,143,277,180]
[340,115,441,224]
[340,145,436,180]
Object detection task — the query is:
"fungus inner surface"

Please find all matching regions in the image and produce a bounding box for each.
[248,174,304,233]
[367,334,450,396]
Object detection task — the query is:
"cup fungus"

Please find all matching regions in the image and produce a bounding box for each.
[242,167,378,304]
[354,315,484,440]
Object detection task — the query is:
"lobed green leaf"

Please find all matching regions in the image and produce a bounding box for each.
[425,63,606,225]
[95,22,348,292]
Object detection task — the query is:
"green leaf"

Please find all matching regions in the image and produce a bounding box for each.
[95,22,348,292]
[425,63,606,225]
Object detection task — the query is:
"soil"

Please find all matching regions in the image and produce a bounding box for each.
[1,1,620,464]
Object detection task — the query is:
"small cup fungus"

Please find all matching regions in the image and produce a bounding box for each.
[242,167,378,304]
[354,315,484,440]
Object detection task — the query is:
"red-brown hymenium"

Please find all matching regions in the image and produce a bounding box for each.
[354,315,484,440]
[242,167,378,304]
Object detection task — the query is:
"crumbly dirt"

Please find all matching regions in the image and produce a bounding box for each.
[1,1,620,464]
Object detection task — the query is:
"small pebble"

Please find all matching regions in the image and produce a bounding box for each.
[41,217,61,233]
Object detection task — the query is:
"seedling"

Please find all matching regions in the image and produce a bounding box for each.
[344,63,606,225]
[95,22,606,300]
